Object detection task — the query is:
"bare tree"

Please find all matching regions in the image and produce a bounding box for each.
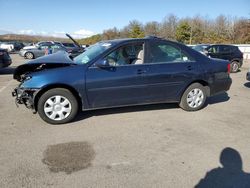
[160,14,178,40]
[144,21,160,36]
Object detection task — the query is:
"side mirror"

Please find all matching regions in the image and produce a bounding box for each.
[95,59,110,68]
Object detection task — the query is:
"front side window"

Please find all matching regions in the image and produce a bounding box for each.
[148,42,193,64]
[104,43,144,66]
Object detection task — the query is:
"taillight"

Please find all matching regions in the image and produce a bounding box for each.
[227,63,231,74]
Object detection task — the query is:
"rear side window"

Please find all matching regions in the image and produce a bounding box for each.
[231,46,240,52]
[148,42,193,64]
[219,46,231,53]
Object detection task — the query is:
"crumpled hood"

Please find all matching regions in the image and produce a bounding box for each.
[13,51,76,82]
[28,51,74,64]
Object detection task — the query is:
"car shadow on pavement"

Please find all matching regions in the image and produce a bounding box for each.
[0,67,16,75]
[206,92,230,105]
[75,103,178,122]
[195,147,250,188]
[244,82,250,88]
[74,93,230,122]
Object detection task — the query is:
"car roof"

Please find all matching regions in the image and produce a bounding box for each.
[209,44,236,47]
[100,36,180,46]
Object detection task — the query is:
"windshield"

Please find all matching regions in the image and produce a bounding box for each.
[74,42,113,64]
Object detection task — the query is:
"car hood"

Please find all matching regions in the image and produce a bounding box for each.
[13,51,77,82]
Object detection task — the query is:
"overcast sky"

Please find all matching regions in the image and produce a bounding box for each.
[0,0,249,38]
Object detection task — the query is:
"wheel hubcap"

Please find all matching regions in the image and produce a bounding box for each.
[44,95,72,121]
[26,53,32,59]
[187,88,204,108]
[232,63,238,72]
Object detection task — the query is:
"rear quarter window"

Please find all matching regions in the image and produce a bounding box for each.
[148,42,194,64]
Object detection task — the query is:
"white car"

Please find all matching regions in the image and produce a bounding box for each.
[0,43,14,52]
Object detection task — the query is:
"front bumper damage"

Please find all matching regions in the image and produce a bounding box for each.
[12,87,39,113]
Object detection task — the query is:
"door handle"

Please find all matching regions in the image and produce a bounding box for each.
[137,69,147,74]
[187,65,193,71]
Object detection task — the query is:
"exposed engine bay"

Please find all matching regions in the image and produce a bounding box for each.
[13,63,73,82]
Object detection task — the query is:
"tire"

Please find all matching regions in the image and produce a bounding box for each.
[231,61,239,73]
[37,88,78,124]
[179,83,207,111]
[25,52,34,59]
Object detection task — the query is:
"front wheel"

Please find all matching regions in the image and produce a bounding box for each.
[37,88,78,124]
[179,83,207,111]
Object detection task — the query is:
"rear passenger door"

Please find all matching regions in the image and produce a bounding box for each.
[218,45,232,61]
[141,41,199,102]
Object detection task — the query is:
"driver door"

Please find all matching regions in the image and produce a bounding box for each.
[85,42,147,108]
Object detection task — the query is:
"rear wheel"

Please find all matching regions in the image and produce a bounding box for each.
[37,88,78,124]
[25,52,34,59]
[179,83,207,111]
[231,61,239,73]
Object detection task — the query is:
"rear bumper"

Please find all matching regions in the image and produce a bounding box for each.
[210,77,232,96]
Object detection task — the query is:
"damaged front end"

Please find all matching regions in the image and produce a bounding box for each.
[12,54,74,112]
[12,87,39,112]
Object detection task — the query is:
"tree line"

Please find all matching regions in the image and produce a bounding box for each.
[78,14,250,45]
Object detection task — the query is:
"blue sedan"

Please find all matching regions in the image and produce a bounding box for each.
[12,37,232,124]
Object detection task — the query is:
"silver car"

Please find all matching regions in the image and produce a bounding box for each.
[19,44,67,59]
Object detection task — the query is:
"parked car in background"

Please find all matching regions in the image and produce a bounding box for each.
[0,48,12,68]
[54,41,85,57]
[64,33,86,57]
[19,43,67,59]
[205,44,243,73]
[192,44,210,54]
[22,41,54,50]
[12,36,232,124]
[54,42,77,50]
[0,42,14,52]
[247,69,250,81]
[5,41,24,51]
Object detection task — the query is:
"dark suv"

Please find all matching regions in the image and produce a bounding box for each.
[205,45,243,73]
[0,48,12,68]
